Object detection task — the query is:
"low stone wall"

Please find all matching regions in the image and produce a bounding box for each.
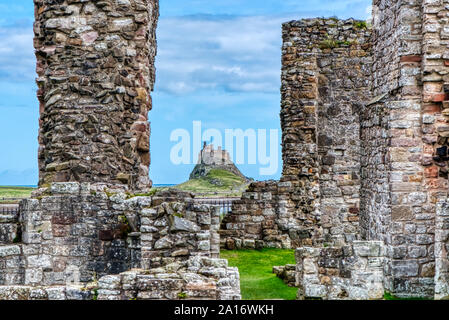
[0,210,20,244]
[220,18,372,251]
[17,182,147,285]
[435,201,449,300]
[0,183,238,300]
[273,264,296,287]
[98,256,241,300]
[1,184,223,284]
[296,241,385,300]
[220,181,283,249]
[0,285,93,300]
[220,180,320,250]
[141,190,221,269]
[0,245,25,285]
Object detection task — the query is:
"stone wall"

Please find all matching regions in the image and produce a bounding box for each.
[358,0,449,298]
[221,18,372,249]
[360,96,390,242]
[0,183,222,285]
[0,210,20,244]
[0,285,93,300]
[140,190,221,269]
[220,181,290,250]
[34,0,158,191]
[312,19,372,245]
[0,182,148,286]
[296,241,385,300]
[97,256,241,300]
[0,183,238,300]
[0,245,25,286]
[435,201,449,299]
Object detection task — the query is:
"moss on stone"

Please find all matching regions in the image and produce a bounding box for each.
[354,21,368,29]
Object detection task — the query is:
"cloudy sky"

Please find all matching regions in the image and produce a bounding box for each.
[0,0,370,185]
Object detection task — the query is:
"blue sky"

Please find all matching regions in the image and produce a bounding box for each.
[0,0,371,185]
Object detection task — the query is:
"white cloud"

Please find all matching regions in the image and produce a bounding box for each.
[155,14,294,95]
[0,24,34,82]
[0,14,287,96]
[0,5,371,94]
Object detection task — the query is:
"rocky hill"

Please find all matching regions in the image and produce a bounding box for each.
[175,143,252,196]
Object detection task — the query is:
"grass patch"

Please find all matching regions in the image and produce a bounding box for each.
[319,35,354,49]
[0,186,35,203]
[221,248,297,300]
[175,169,249,197]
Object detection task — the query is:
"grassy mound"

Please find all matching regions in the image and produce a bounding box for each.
[175,169,249,196]
[0,186,35,203]
[220,248,298,300]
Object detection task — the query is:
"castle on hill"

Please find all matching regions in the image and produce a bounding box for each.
[198,142,232,166]
[190,142,251,181]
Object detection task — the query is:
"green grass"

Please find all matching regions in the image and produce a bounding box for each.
[354,21,368,29]
[221,248,298,300]
[175,169,249,196]
[0,186,34,203]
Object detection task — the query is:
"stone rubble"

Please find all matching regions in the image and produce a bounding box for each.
[273,264,296,287]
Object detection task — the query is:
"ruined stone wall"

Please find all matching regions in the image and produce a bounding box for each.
[296,241,385,300]
[1,183,147,286]
[279,19,322,245]
[140,190,221,270]
[1,0,161,292]
[0,284,93,300]
[34,0,158,191]
[221,18,372,249]
[97,257,241,300]
[220,181,291,249]
[435,201,449,299]
[359,0,449,298]
[360,97,390,242]
[312,20,372,245]
[0,184,222,287]
[0,255,242,301]
[0,210,20,245]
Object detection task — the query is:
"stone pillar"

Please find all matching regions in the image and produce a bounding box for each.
[34,0,158,192]
[281,19,371,246]
[10,0,160,286]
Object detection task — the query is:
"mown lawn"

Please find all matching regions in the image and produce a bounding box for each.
[0,186,34,203]
[221,248,298,300]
